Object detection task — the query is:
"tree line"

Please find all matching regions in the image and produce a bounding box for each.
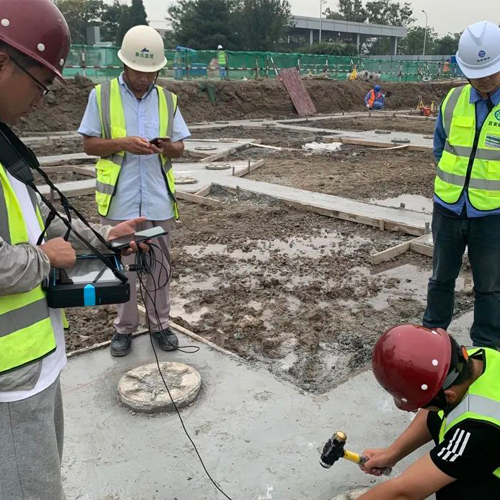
[55,0,462,56]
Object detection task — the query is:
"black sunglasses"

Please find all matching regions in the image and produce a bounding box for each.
[11,57,51,98]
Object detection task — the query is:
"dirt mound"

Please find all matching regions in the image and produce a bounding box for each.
[16,75,456,134]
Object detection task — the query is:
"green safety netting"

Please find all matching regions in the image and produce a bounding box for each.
[65,45,460,83]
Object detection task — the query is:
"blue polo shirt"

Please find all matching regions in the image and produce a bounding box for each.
[433,86,500,218]
[78,74,190,221]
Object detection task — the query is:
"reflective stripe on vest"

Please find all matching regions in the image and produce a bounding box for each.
[439,348,500,479]
[217,51,227,65]
[0,165,56,375]
[436,84,500,211]
[94,79,179,219]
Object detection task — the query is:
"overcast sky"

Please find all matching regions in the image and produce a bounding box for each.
[142,0,500,36]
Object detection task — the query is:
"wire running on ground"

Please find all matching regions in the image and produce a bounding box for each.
[135,244,234,500]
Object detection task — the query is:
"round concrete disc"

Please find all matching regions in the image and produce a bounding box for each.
[330,488,369,500]
[118,361,202,414]
[176,176,198,185]
[195,146,217,151]
[423,135,434,139]
[206,163,231,170]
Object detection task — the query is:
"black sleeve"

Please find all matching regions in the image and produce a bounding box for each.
[430,420,500,480]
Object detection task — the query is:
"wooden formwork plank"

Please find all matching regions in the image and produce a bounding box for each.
[71,166,96,177]
[201,143,253,162]
[233,159,265,178]
[278,68,317,117]
[410,240,434,258]
[340,137,432,152]
[176,191,221,207]
[371,241,411,265]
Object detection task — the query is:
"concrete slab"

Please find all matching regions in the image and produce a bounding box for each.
[61,331,424,500]
[22,133,81,145]
[215,177,431,236]
[184,139,257,159]
[38,152,97,166]
[37,161,263,197]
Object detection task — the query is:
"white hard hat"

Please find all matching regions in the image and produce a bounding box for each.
[456,21,500,79]
[218,45,223,49]
[118,25,167,73]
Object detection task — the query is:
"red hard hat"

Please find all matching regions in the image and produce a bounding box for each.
[0,0,70,81]
[372,325,452,411]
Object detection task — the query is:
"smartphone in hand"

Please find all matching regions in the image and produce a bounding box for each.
[149,137,170,147]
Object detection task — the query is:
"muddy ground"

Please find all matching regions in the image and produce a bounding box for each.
[16,75,454,134]
[31,113,469,393]
[60,194,473,393]
[246,145,436,201]
[292,116,437,135]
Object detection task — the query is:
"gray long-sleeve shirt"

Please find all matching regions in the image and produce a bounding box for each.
[0,196,111,297]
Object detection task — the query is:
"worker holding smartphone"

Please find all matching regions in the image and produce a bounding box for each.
[78,26,190,357]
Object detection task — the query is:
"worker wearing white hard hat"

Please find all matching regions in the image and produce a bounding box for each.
[78,25,191,357]
[217,44,228,80]
[423,21,500,350]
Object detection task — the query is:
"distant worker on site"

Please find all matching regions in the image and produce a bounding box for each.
[364,84,385,110]
[79,25,191,357]
[423,21,500,348]
[353,324,500,500]
[217,44,227,80]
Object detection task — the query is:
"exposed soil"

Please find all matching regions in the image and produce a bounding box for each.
[292,116,436,135]
[246,145,436,201]
[15,75,454,134]
[60,194,473,392]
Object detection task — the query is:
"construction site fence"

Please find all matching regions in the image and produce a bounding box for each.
[65,45,464,83]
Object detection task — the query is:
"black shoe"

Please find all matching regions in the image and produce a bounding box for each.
[110,332,132,357]
[152,328,179,351]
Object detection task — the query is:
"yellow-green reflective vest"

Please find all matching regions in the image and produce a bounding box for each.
[439,347,500,479]
[94,78,179,219]
[217,50,227,66]
[0,165,56,375]
[436,84,500,211]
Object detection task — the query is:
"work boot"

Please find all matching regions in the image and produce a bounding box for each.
[152,328,179,351]
[110,332,132,357]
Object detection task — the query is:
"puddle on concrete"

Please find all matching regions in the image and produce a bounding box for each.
[369,194,433,214]
[184,230,372,261]
[368,264,470,311]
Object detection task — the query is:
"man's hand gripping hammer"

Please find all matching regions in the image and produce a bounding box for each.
[320,431,392,476]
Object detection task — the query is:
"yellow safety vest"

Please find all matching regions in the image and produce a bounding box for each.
[217,50,227,66]
[0,165,56,375]
[439,347,500,479]
[94,78,179,219]
[436,84,500,211]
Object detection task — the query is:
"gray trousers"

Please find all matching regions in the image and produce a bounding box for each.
[0,377,65,500]
[101,217,175,334]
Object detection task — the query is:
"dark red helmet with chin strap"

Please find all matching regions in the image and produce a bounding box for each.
[372,325,455,412]
[0,0,71,81]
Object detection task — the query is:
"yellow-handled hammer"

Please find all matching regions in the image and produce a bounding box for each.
[320,431,392,476]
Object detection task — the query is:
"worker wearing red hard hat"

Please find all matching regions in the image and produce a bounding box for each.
[354,324,500,500]
[0,2,146,498]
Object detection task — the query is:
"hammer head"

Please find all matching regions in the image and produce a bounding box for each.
[320,432,347,469]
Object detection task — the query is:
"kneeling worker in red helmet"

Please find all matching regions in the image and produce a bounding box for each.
[356,324,500,500]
